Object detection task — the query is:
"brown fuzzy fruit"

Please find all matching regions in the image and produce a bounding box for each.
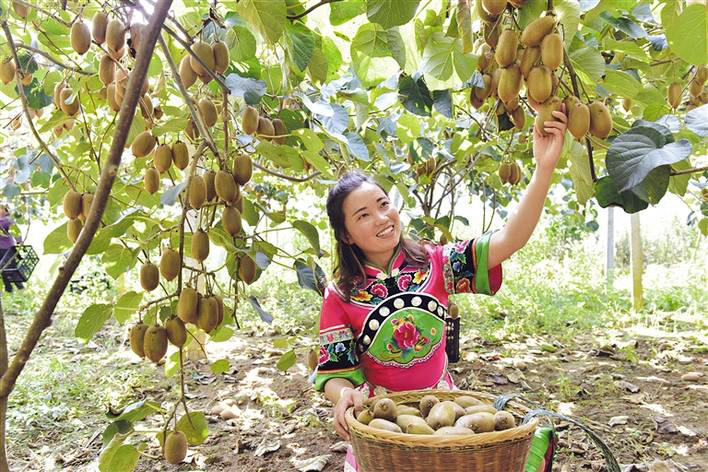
[222,206,242,236]
[165,317,187,348]
[63,190,82,219]
[256,117,275,139]
[483,22,500,48]
[129,322,148,358]
[535,97,562,136]
[203,170,216,201]
[0,58,16,85]
[540,33,563,70]
[566,100,590,140]
[179,55,197,88]
[215,170,237,202]
[588,101,612,139]
[213,41,229,74]
[172,141,189,170]
[108,45,125,61]
[164,431,187,465]
[12,1,30,18]
[242,106,259,135]
[191,230,209,262]
[239,255,257,284]
[198,97,218,128]
[498,64,522,105]
[521,15,555,47]
[143,325,168,363]
[508,162,522,185]
[131,131,156,158]
[80,193,93,222]
[197,296,219,333]
[106,18,126,53]
[190,41,215,77]
[527,66,553,103]
[99,54,115,85]
[59,88,80,116]
[482,0,507,16]
[67,218,82,243]
[495,30,519,67]
[70,21,91,55]
[92,12,108,44]
[510,105,525,130]
[177,287,199,324]
[188,175,206,209]
[106,84,120,112]
[474,73,493,101]
[140,262,160,291]
[667,82,682,109]
[154,144,173,173]
[495,410,516,430]
[233,155,253,185]
[499,162,512,184]
[214,295,225,326]
[272,118,287,145]
[184,117,199,140]
[160,248,181,281]
[144,167,159,194]
[519,46,540,78]
[456,412,496,433]
[476,0,498,23]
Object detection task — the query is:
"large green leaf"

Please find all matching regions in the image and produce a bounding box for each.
[44,221,70,254]
[75,303,113,343]
[399,75,433,116]
[366,0,421,29]
[176,412,209,445]
[114,291,143,324]
[567,140,594,205]
[661,3,708,66]
[331,0,365,25]
[686,104,708,137]
[292,220,321,254]
[421,32,456,82]
[668,160,692,196]
[569,47,605,83]
[285,23,315,72]
[235,0,287,43]
[602,70,642,99]
[594,176,648,214]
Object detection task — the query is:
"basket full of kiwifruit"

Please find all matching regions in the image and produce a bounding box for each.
[344,390,538,472]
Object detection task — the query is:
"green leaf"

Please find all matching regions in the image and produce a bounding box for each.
[668,160,692,196]
[554,0,582,45]
[75,304,113,344]
[210,359,230,374]
[210,326,234,342]
[686,104,708,137]
[176,412,209,445]
[569,47,605,83]
[630,166,670,205]
[351,23,395,57]
[235,0,286,43]
[276,349,296,371]
[231,26,257,61]
[105,444,140,472]
[331,0,365,25]
[44,221,70,254]
[661,3,708,66]
[699,218,708,236]
[292,220,321,254]
[421,32,456,82]
[399,75,433,116]
[567,139,594,205]
[594,176,648,214]
[603,70,642,99]
[366,0,421,29]
[285,23,315,72]
[114,291,144,324]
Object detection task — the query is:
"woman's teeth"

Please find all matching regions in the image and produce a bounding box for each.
[377,226,393,237]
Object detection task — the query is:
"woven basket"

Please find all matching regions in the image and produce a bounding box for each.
[345,390,538,472]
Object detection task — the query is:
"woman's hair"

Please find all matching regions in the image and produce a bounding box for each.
[326,171,430,301]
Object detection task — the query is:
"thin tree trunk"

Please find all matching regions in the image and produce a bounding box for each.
[606,207,614,289]
[630,213,643,311]
[0,297,8,472]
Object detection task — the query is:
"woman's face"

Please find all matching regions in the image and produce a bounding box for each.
[0,207,7,217]
[341,182,401,264]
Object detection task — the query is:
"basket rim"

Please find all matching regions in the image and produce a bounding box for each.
[345,389,538,448]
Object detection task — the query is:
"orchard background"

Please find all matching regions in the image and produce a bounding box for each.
[0,0,706,471]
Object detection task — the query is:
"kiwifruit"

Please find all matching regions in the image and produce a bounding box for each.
[191,230,209,262]
[540,33,563,70]
[144,167,159,194]
[190,41,215,77]
[179,55,197,88]
[0,58,16,85]
[566,100,590,140]
[98,54,115,85]
[455,412,496,432]
[307,348,318,371]
[257,117,275,139]
[465,404,498,415]
[131,131,155,158]
[454,396,483,409]
[368,419,402,433]
[130,24,145,52]
[80,193,93,221]
[535,97,562,135]
[695,65,708,85]
[129,322,148,357]
[519,46,540,78]
[563,95,580,109]
[449,303,460,319]
[159,248,180,281]
[477,47,494,74]
[203,170,216,201]
[63,190,82,219]
[164,431,187,464]
[419,395,439,417]
[356,409,374,425]
[521,15,555,47]
[667,82,682,108]
[239,255,257,284]
[197,296,219,333]
[449,401,466,419]
[108,45,125,61]
[272,118,287,145]
[474,73,492,101]
[172,141,189,170]
[481,0,507,16]
[476,0,498,23]
[184,117,199,140]
[233,155,253,185]
[234,195,244,213]
[12,1,30,18]
[528,66,553,103]
[222,206,242,236]
[510,105,525,130]
[92,12,108,44]
[483,21,500,48]
[214,294,224,326]
[59,88,80,116]
[435,426,475,435]
[165,316,187,348]
[67,218,82,243]
[106,18,126,52]
[622,97,632,112]
[373,398,397,421]
[498,64,522,104]
[495,30,519,67]
[494,410,516,430]
[153,144,173,173]
[241,106,259,135]
[106,84,120,112]
[143,324,168,363]
[70,21,91,55]
[396,405,422,417]
[198,97,218,128]
[508,162,521,185]
[212,41,229,74]
[177,286,199,324]
[689,78,703,98]
[215,170,237,202]
[140,262,160,291]
[398,415,435,435]
[426,402,456,429]
[499,162,511,184]
[588,100,612,139]
[188,175,206,209]
[140,94,154,120]
[52,80,66,108]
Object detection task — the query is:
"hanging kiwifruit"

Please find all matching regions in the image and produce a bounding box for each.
[191,230,209,262]
[535,96,562,136]
[474,73,493,101]
[588,101,612,139]
[144,167,159,194]
[130,24,145,53]
[12,1,30,18]
[495,30,519,67]
[197,296,219,333]
[80,193,93,221]
[483,21,501,48]
[0,58,16,85]
[190,41,216,77]
[508,162,522,185]
[140,262,160,291]
[70,20,92,55]
[667,82,682,109]
[172,141,189,170]
[160,248,180,281]
[143,324,168,363]
[184,117,199,140]
[108,45,125,61]
[256,117,275,139]
[566,99,590,140]
[177,286,199,324]
[239,255,256,284]
[164,431,188,465]
[242,106,259,134]
[63,190,82,219]
[481,0,507,16]
[92,12,108,44]
[215,170,237,202]
[106,18,126,52]
[476,0,498,23]
[469,89,484,109]
[212,41,229,74]
[140,94,154,120]
[213,294,224,326]
[188,175,206,209]
[165,316,187,348]
[499,162,511,183]
[67,218,82,243]
[129,322,148,358]
[179,55,197,88]
[98,54,115,85]
[540,33,563,70]
[521,15,555,47]
[272,118,288,145]
[154,144,173,173]
[198,97,218,128]
[519,46,540,78]
[510,105,525,130]
[106,84,120,112]
[527,66,553,103]
[233,155,253,185]
[222,206,242,236]
[59,88,80,116]
[132,131,156,157]
[498,64,522,104]
[204,170,216,201]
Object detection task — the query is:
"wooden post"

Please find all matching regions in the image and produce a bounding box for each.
[630,213,643,311]
[606,207,614,289]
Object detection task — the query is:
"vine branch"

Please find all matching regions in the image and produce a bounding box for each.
[670,165,708,176]
[252,161,321,182]
[287,0,343,20]
[14,44,93,75]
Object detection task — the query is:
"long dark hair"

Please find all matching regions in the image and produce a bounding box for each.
[326,171,430,302]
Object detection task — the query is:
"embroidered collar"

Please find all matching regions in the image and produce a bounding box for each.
[363,243,404,279]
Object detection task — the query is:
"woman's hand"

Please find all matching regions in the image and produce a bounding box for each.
[333,387,366,441]
[532,103,568,173]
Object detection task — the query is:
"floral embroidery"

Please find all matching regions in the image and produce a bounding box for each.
[456,277,471,293]
[319,327,354,345]
[443,240,478,295]
[335,342,346,353]
[453,241,467,253]
[397,274,412,291]
[386,315,430,356]
[413,270,427,284]
[351,290,373,302]
[319,346,330,364]
[349,268,431,306]
[370,283,388,299]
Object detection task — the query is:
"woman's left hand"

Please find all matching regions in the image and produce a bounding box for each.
[532,104,568,172]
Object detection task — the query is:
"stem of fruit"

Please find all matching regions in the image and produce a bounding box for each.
[252,161,321,182]
[563,49,597,182]
[14,44,92,75]
[177,142,207,295]
[670,165,708,176]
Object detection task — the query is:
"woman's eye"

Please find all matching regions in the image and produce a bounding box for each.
[381,201,389,208]
[359,213,368,220]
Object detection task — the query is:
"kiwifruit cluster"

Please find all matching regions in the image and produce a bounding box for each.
[63,190,95,243]
[178,40,230,88]
[498,161,522,185]
[355,394,517,436]
[129,321,168,363]
[142,140,189,194]
[175,285,225,334]
[240,105,287,144]
[686,65,708,110]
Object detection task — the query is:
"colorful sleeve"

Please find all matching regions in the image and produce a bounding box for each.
[440,232,503,296]
[313,286,366,392]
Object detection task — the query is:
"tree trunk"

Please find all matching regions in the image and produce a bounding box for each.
[606,207,614,289]
[630,212,643,311]
[0,297,8,472]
